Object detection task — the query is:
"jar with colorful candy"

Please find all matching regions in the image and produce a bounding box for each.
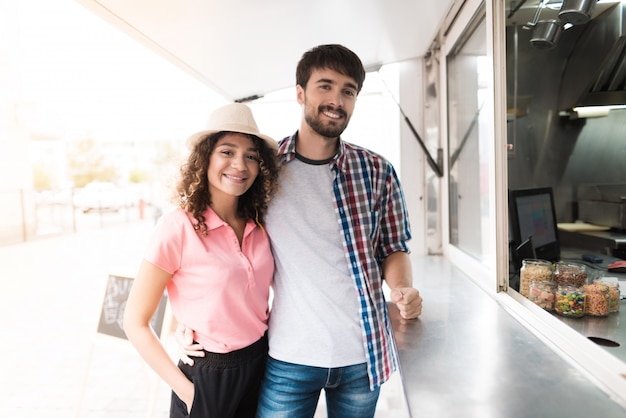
[528,280,555,310]
[554,284,585,318]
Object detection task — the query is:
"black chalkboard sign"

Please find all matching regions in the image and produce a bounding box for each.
[97,274,168,340]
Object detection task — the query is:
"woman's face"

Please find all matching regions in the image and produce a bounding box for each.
[207,132,260,200]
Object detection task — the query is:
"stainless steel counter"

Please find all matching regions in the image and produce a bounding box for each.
[553,304,626,363]
[390,255,626,418]
[554,247,626,362]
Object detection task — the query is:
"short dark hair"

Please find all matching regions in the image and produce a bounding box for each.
[296,44,366,94]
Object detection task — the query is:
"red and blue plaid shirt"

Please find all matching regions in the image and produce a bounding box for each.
[277,133,412,389]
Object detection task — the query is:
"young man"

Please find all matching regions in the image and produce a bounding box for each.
[180,44,423,418]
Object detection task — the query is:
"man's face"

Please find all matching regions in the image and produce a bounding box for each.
[297,68,358,139]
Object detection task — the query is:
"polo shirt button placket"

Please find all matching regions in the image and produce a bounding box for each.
[245,262,254,285]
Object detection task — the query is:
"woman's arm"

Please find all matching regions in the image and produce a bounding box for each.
[123,260,195,411]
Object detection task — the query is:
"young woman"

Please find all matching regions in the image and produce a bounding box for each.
[123,103,280,418]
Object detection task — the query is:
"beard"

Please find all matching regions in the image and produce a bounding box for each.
[303,104,350,138]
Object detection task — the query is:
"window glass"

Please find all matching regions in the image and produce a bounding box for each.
[447,17,494,264]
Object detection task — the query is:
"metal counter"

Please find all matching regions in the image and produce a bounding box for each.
[555,246,626,363]
[390,255,626,418]
[552,303,626,363]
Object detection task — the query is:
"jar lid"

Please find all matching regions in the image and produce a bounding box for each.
[585,282,609,293]
[522,258,552,266]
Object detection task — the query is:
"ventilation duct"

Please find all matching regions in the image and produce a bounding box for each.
[559,2,626,109]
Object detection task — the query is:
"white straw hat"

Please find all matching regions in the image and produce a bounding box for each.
[187,103,277,151]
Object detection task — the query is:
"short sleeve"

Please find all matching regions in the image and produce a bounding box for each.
[143,209,189,274]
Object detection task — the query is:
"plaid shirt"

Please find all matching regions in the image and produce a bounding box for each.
[277,133,412,389]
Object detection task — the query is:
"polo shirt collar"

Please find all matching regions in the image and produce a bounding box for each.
[203,206,254,232]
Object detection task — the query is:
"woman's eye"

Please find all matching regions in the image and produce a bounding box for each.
[246,154,259,161]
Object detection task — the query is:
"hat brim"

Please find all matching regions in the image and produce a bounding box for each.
[187,128,278,152]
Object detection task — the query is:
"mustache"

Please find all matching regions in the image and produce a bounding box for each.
[319,105,347,118]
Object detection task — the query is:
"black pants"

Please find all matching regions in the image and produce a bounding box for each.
[170,334,268,418]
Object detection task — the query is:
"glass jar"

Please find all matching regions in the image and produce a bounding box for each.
[528,280,555,310]
[584,282,609,317]
[553,262,587,288]
[606,282,620,313]
[554,284,585,318]
[520,259,553,298]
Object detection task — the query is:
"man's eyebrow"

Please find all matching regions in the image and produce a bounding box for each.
[313,77,334,85]
[314,77,357,91]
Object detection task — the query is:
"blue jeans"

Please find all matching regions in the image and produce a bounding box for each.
[256,357,380,418]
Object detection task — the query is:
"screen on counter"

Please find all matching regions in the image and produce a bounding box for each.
[509,187,560,263]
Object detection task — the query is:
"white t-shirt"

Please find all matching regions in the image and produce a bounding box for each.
[265,157,366,367]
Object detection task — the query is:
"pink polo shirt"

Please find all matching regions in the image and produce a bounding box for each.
[144,207,273,353]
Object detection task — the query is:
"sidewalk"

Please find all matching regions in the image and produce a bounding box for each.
[0,219,407,417]
[0,219,173,417]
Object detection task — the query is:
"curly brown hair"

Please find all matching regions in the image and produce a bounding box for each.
[176,131,280,235]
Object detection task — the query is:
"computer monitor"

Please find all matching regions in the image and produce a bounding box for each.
[509,187,561,263]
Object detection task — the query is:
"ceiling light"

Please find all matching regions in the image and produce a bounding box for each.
[560,105,626,119]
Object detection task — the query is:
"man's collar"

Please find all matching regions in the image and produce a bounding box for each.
[279,132,346,170]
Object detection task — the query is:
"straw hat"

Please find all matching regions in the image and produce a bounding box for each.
[187,103,277,151]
